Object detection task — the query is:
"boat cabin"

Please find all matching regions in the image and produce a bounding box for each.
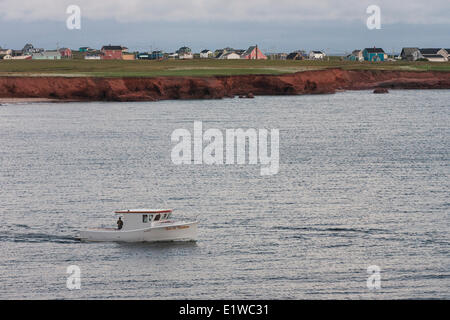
[114,209,172,230]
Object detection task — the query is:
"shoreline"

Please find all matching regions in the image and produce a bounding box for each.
[1,68,450,102]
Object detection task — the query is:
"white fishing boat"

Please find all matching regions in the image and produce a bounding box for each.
[79,209,198,242]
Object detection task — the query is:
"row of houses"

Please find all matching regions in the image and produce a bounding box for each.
[0,43,330,61]
[346,48,389,62]
[2,43,449,62]
[345,47,450,62]
[400,48,450,62]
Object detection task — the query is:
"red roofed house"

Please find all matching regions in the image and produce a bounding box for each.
[241,45,267,60]
[101,45,123,60]
[59,48,72,59]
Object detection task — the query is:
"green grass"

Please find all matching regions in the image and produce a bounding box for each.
[0,59,449,77]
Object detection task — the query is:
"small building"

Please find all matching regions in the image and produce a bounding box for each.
[0,48,12,55]
[176,46,193,59]
[85,54,101,60]
[167,53,178,59]
[286,52,303,60]
[308,50,326,60]
[423,54,447,62]
[79,47,92,52]
[345,50,364,62]
[122,53,136,60]
[241,45,267,60]
[218,52,241,60]
[419,48,448,62]
[267,53,287,60]
[101,45,124,60]
[150,51,164,60]
[200,50,213,58]
[137,53,150,60]
[400,48,424,61]
[32,50,62,60]
[59,48,72,59]
[362,48,385,62]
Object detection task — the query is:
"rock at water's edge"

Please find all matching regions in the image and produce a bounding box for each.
[373,88,389,94]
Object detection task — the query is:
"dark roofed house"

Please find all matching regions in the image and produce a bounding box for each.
[200,49,212,58]
[400,47,424,61]
[101,45,124,60]
[419,48,448,61]
[362,47,385,62]
[286,51,304,60]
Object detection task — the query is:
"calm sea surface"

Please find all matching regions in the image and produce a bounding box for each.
[0,90,449,299]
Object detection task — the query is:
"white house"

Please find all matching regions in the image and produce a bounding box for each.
[200,50,212,58]
[309,50,326,60]
[419,48,448,62]
[219,52,241,60]
[178,53,194,59]
[85,54,101,60]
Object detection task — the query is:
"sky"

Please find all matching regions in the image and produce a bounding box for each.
[0,0,449,53]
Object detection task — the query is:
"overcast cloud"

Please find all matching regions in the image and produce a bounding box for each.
[0,0,449,24]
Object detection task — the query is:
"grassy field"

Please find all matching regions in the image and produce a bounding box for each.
[0,58,449,77]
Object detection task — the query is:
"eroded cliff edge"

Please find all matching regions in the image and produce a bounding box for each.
[1,68,450,102]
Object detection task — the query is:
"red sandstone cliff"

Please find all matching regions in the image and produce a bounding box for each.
[0,69,449,102]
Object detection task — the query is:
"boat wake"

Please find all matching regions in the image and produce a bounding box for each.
[0,231,80,244]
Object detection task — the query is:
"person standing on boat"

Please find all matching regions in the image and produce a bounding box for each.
[117,217,123,230]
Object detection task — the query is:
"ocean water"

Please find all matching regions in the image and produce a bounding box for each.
[0,90,449,299]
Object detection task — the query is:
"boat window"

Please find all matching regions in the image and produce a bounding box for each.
[143,214,148,223]
[154,214,160,221]
[149,215,153,221]
[162,214,167,219]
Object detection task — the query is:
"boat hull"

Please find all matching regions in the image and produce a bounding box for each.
[79,221,198,243]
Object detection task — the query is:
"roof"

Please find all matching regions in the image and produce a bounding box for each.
[423,54,446,58]
[102,45,123,51]
[419,48,442,54]
[201,49,211,53]
[286,52,301,59]
[242,46,256,56]
[364,48,385,53]
[115,209,172,214]
[401,47,420,55]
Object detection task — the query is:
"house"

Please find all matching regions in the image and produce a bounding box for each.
[79,47,92,52]
[362,48,385,62]
[400,48,424,61]
[241,45,267,60]
[218,52,241,60]
[32,50,62,60]
[419,48,448,62]
[308,50,326,60]
[122,53,136,60]
[59,48,72,59]
[351,50,364,62]
[167,53,179,59]
[286,51,303,60]
[84,54,101,60]
[150,51,164,60]
[423,54,447,62]
[22,43,43,55]
[444,49,450,59]
[0,48,12,55]
[267,53,287,60]
[200,49,213,58]
[101,45,124,60]
[176,47,193,59]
